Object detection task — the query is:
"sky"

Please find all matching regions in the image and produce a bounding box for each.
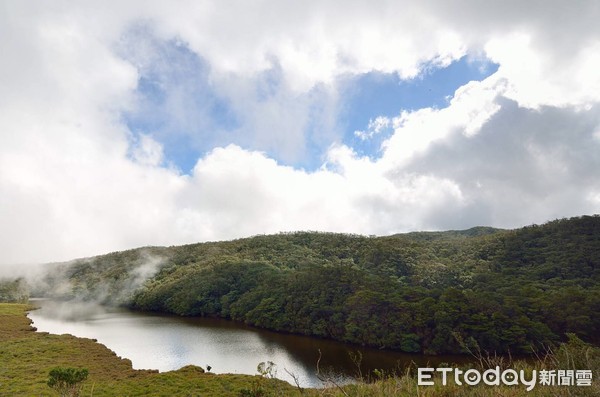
[1,1,600,266]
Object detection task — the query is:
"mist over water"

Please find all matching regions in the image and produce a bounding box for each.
[28,299,470,388]
[22,249,167,306]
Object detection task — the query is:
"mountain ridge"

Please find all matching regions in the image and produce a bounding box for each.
[31,215,600,355]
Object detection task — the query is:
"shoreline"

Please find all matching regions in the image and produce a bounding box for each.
[0,303,301,396]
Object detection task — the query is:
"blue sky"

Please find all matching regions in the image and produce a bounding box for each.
[339,57,498,159]
[122,37,239,173]
[123,38,498,173]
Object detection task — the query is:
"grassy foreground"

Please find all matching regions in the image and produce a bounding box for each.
[1,303,598,396]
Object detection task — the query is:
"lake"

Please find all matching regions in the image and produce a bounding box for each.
[28,299,469,387]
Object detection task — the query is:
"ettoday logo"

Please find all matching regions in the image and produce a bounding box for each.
[418,367,593,391]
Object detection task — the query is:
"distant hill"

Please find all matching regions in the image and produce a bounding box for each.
[401,226,504,240]
[33,215,600,355]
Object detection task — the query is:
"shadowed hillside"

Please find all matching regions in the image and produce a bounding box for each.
[32,215,600,355]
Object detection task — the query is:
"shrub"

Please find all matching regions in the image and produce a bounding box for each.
[47,367,88,397]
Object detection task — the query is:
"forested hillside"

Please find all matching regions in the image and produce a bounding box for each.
[35,215,600,355]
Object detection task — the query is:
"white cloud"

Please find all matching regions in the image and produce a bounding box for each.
[378,74,505,170]
[207,71,340,165]
[484,33,600,109]
[150,1,467,92]
[403,99,600,228]
[1,1,600,265]
[131,134,164,166]
[354,116,391,141]
[171,143,467,240]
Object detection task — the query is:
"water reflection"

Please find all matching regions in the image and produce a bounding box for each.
[28,299,469,387]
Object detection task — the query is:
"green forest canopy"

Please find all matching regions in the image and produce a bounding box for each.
[35,215,600,355]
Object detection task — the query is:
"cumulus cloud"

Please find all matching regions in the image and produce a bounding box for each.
[172,143,466,240]
[1,1,600,265]
[405,99,600,228]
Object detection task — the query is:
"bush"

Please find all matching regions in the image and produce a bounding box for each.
[47,367,88,397]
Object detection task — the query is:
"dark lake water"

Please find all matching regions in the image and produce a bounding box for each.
[28,299,470,387]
